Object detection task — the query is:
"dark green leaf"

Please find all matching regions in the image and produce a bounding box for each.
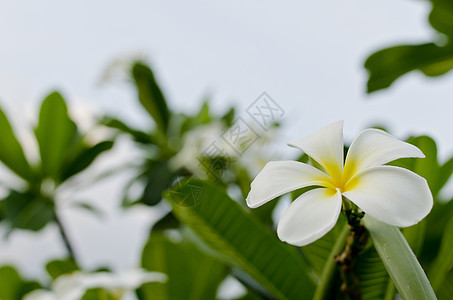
[429,0,453,38]
[35,92,78,180]
[355,246,389,300]
[129,160,176,207]
[0,108,33,180]
[101,116,153,144]
[436,269,453,300]
[313,224,348,300]
[62,140,114,180]
[221,107,236,127]
[428,213,453,291]
[139,232,226,300]
[132,63,170,134]
[364,0,453,93]
[151,212,180,232]
[72,201,104,218]
[166,179,316,300]
[303,215,347,278]
[4,190,55,231]
[365,43,453,93]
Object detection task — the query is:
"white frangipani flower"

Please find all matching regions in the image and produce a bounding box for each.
[246,121,433,246]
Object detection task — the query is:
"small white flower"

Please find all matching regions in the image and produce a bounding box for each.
[24,269,167,300]
[246,121,433,246]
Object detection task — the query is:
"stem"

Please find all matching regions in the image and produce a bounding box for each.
[335,197,369,300]
[54,212,78,263]
[313,224,349,300]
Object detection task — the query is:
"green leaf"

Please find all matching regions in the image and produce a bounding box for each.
[61,140,114,180]
[429,0,453,38]
[195,101,212,125]
[0,266,41,300]
[141,161,175,206]
[139,232,226,300]
[402,220,426,256]
[422,199,453,263]
[363,216,437,300]
[124,160,178,207]
[46,258,79,279]
[35,92,78,180]
[166,179,315,300]
[365,43,453,93]
[81,288,119,300]
[302,215,347,278]
[151,212,180,232]
[364,0,453,93]
[3,190,55,231]
[355,246,389,300]
[71,201,104,218]
[101,116,153,144]
[221,107,236,127]
[428,213,453,291]
[313,224,349,300]
[436,269,453,300]
[132,63,170,134]
[0,108,33,180]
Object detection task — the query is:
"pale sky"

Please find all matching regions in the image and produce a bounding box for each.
[1,0,453,287]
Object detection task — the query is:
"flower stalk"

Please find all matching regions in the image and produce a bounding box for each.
[335,200,369,300]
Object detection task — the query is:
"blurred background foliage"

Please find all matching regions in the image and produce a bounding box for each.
[365,0,453,93]
[0,59,452,299]
[1,2,453,298]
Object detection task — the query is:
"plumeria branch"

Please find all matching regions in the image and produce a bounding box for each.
[54,212,78,264]
[335,198,369,299]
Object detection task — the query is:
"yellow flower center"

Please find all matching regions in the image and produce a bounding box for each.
[320,160,359,193]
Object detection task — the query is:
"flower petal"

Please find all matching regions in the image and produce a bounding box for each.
[288,121,344,179]
[246,161,331,208]
[344,129,424,179]
[277,188,342,246]
[343,166,433,227]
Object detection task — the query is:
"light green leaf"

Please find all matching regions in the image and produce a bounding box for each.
[166,179,315,300]
[46,258,79,279]
[0,266,41,300]
[132,63,170,134]
[139,233,226,300]
[81,288,120,300]
[363,216,437,300]
[35,92,78,180]
[0,108,33,180]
